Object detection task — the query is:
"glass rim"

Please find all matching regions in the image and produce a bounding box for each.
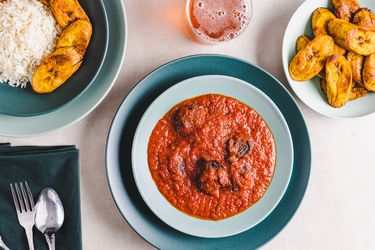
[185,0,253,43]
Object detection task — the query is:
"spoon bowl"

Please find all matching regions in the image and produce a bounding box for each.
[35,188,65,250]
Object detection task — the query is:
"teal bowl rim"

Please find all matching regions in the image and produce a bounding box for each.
[0,0,109,117]
[0,0,127,137]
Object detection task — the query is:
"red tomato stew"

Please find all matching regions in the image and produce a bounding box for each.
[147,94,276,220]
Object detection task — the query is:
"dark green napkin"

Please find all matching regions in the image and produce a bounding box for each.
[0,144,81,250]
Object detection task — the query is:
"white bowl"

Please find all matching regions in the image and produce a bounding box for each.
[282,0,375,118]
[131,75,293,238]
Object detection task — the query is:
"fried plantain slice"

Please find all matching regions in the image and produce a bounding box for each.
[295,35,328,79]
[320,78,328,96]
[350,82,368,100]
[295,35,311,54]
[352,8,375,32]
[332,0,360,22]
[32,47,83,94]
[311,9,347,55]
[333,44,347,56]
[346,51,364,84]
[321,78,367,101]
[312,8,336,36]
[363,53,375,91]
[56,19,92,55]
[49,0,88,28]
[328,18,375,56]
[289,35,334,81]
[325,55,353,107]
[38,0,49,5]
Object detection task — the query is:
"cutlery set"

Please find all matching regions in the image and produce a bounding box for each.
[1,182,64,250]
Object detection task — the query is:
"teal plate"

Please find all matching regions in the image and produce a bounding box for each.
[106,55,311,249]
[0,0,126,137]
[0,0,109,117]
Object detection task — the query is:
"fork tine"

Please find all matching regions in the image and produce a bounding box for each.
[14,183,25,212]
[25,182,34,209]
[20,183,30,212]
[10,184,20,213]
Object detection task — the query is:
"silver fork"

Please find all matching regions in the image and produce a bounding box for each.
[10,182,35,250]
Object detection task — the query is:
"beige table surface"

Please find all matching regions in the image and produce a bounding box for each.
[1,0,375,249]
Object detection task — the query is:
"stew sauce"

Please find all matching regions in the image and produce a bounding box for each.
[148,94,276,220]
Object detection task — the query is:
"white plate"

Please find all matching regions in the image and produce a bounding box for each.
[132,75,294,238]
[282,0,375,118]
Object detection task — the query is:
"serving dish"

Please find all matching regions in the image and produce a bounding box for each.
[0,0,108,117]
[106,55,311,249]
[282,0,375,118]
[0,0,127,137]
[131,75,293,238]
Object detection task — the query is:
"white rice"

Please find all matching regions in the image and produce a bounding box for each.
[0,0,60,88]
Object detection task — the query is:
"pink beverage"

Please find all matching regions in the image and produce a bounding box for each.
[187,0,252,43]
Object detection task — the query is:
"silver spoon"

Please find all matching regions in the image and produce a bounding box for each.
[0,235,10,250]
[34,188,64,250]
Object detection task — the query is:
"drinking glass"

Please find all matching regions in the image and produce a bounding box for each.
[186,0,253,43]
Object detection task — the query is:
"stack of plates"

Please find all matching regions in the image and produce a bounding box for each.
[106,55,311,249]
[0,0,127,137]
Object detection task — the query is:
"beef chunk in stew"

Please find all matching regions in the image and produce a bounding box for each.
[226,135,252,163]
[172,105,207,136]
[197,160,231,198]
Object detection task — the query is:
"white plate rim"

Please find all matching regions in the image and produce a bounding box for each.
[131,74,294,238]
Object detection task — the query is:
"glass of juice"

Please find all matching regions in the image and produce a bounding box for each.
[186,0,253,43]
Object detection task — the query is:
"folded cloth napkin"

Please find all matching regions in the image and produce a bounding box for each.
[0,144,81,250]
